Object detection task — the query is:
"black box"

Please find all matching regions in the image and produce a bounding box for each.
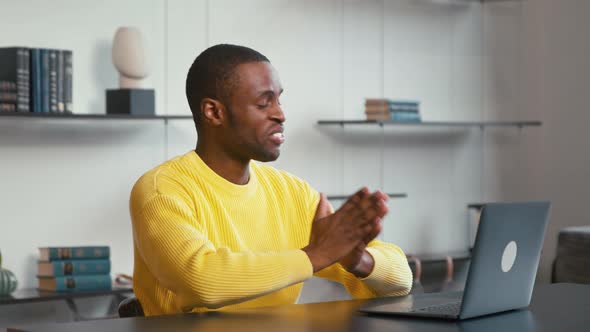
[106,89,155,115]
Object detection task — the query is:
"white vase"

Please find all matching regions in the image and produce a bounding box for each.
[112,26,150,89]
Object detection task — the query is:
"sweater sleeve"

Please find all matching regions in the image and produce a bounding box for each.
[132,194,313,312]
[314,239,413,298]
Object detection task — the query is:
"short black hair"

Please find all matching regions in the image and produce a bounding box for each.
[185,44,270,124]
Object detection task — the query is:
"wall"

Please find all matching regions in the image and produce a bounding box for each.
[518,0,590,282]
[0,0,535,292]
[476,0,590,283]
[0,0,172,290]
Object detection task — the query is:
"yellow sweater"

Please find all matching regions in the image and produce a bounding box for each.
[130,151,412,316]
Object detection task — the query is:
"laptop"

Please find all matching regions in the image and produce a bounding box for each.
[359,201,551,320]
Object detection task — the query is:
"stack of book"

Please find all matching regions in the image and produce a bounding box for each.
[0,46,73,114]
[365,98,421,122]
[37,246,112,292]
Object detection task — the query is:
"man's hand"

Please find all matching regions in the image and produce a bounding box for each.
[338,190,388,277]
[313,192,332,221]
[302,188,388,273]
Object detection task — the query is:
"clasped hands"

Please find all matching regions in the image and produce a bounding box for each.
[302,187,389,278]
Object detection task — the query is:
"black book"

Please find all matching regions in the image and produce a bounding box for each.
[48,49,58,112]
[0,47,30,112]
[63,50,72,113]
[57,50,65,112]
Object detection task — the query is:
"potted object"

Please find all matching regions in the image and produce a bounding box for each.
[0,250,18,295]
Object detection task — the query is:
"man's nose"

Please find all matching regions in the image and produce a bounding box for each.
[270,104,286,124]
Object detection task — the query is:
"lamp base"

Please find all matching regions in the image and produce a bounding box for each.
[106,89,155,115]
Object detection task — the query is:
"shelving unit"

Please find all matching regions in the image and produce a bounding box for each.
[327,193,407,200]
[0,112,194,160]
[0,112,192,121]
[317,120,542,128]
[317,118,542,253]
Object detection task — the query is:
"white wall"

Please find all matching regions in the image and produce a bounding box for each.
[0,0,171,289]
[0,0,537,289]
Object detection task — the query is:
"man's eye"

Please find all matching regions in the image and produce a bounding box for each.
[257,104,269,109]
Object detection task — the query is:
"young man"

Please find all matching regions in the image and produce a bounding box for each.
[130,44,412,316]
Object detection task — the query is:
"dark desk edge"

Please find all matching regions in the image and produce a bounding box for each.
[7,284,588,332]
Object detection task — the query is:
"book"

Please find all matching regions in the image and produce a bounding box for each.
[0,47,30,112]
[366,112,391,121]
[48,49,58,112]
[0,91,17,102]
[37,259,111,277]
[30,48,41,113]
[366,105,418,112]
[29,48,72,113]
[364,98,420,120]
[41,49,50,113]
[56,50,65,112]
[366,111,421,122]
[0,103,16,112]
[365,105,391,112]
[63,50,73,113]
[391,111,421,122]
[37,275,112,292]
[39,246,110,261]
[365,98,419,107]
[364,98,390,106]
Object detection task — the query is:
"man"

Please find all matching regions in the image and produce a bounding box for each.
[130,44,412,316]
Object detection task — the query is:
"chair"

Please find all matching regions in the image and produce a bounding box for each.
[553,226,590,284]
[407,254,462,293]
[118,296,145,318]
[407,255,424,294]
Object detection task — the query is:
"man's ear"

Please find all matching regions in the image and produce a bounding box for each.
[200,98,225,126]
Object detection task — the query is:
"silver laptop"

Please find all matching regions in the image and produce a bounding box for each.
[359,201,551,320]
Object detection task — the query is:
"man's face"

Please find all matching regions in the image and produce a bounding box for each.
[221,62,286,162]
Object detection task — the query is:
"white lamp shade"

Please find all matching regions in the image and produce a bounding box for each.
[112,26,150,88]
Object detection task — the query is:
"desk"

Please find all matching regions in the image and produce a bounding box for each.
[7,283,589,332]
[0,287,133,321]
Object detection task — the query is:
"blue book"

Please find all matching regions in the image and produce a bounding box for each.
[390,111,421,122]
[37,275,112,292]
[390,106,419,113]
[37,259,111,277]
[40,48,50,112]
[390,100,420,113]
[39,246,110,261]
[389,100,419,107]
[29,48,41,113]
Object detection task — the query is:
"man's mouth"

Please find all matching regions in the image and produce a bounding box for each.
[270,132,285,145]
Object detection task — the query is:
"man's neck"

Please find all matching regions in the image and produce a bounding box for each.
[194,145,250,185]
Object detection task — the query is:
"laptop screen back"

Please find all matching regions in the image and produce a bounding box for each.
[460,201,551,319]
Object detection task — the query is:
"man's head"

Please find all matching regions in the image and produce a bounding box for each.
[186,44,286,163]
